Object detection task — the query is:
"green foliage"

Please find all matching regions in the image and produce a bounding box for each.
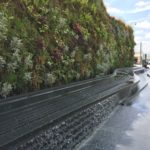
[0,12,8,40]
[0,0,135,98]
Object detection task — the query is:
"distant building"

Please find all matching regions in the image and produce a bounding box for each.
[134,52,150,64]
[134,52,141,64]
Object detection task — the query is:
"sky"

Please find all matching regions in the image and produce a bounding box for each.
[104,0,150,54]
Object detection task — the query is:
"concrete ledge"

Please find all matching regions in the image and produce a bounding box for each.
[0,68,141,150]
[134,67,145,74]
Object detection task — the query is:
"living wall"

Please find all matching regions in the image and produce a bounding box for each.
[0,0,135,98]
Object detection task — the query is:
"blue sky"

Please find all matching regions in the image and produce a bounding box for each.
[104,0,150,54]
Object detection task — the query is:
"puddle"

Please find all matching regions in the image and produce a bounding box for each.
[116,111,150,150]
[116,78,150,150]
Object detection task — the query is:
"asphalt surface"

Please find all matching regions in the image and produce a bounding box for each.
[78,71,150,150]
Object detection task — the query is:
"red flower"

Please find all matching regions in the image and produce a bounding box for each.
[36,37,44,50]
[52,49,62,61]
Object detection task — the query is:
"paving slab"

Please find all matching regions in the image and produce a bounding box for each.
[78,72,150,150]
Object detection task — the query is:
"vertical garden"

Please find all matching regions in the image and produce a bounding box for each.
[0,0,135,98]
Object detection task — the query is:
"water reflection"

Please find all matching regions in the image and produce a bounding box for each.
[116,112,150,150]
[116,83,150,150]
[132,93,150,113]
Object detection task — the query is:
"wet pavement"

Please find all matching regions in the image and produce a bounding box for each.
[78,71,150,150]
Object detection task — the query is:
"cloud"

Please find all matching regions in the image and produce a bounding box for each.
[136,21,150,29]
[134,30,144,35]
[132,1,150,13]
[135,1,148,7]
[134,31,150,53]
[104,0,150,54]
[105,3,124,14]
[134,36,142,42]
[145,32,150,39]
[107,7,124,14]
[128,15,150,25]
[105,2,150,15]
[135,41,150,54]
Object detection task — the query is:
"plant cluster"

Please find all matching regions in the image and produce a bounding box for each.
[0,0,135,98]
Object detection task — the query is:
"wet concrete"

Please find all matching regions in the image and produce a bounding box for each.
[78,72,150,150]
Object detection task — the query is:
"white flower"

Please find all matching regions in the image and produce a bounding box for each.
[0,82,12,98]
[75,47,79,51]
[47,73,56,85]
[63,29,69,34]
[47,61,53,67]
[64,46,69,52]
[24,54,33,69]
[12,51,21,62]
[24,72,32,82]
[10,37,23,51]
[71,51,76,58]
[0,12,8,40]
[84,53,92,61]
[99,44,103,50]
[70,59,75,63]
[0,56,6,69]
[7,62,18,72]
[75,35,79,40]
[97,64,102,70]
[62,59,69,66]
[97,63,110,73]
[59,17,66,27]
[76,73,80,80]
[71,31,75,36]
[96,50,101,57]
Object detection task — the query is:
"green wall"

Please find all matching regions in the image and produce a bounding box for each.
[0,0,135,97]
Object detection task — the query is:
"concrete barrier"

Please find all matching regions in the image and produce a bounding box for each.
[0,68,141,150]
